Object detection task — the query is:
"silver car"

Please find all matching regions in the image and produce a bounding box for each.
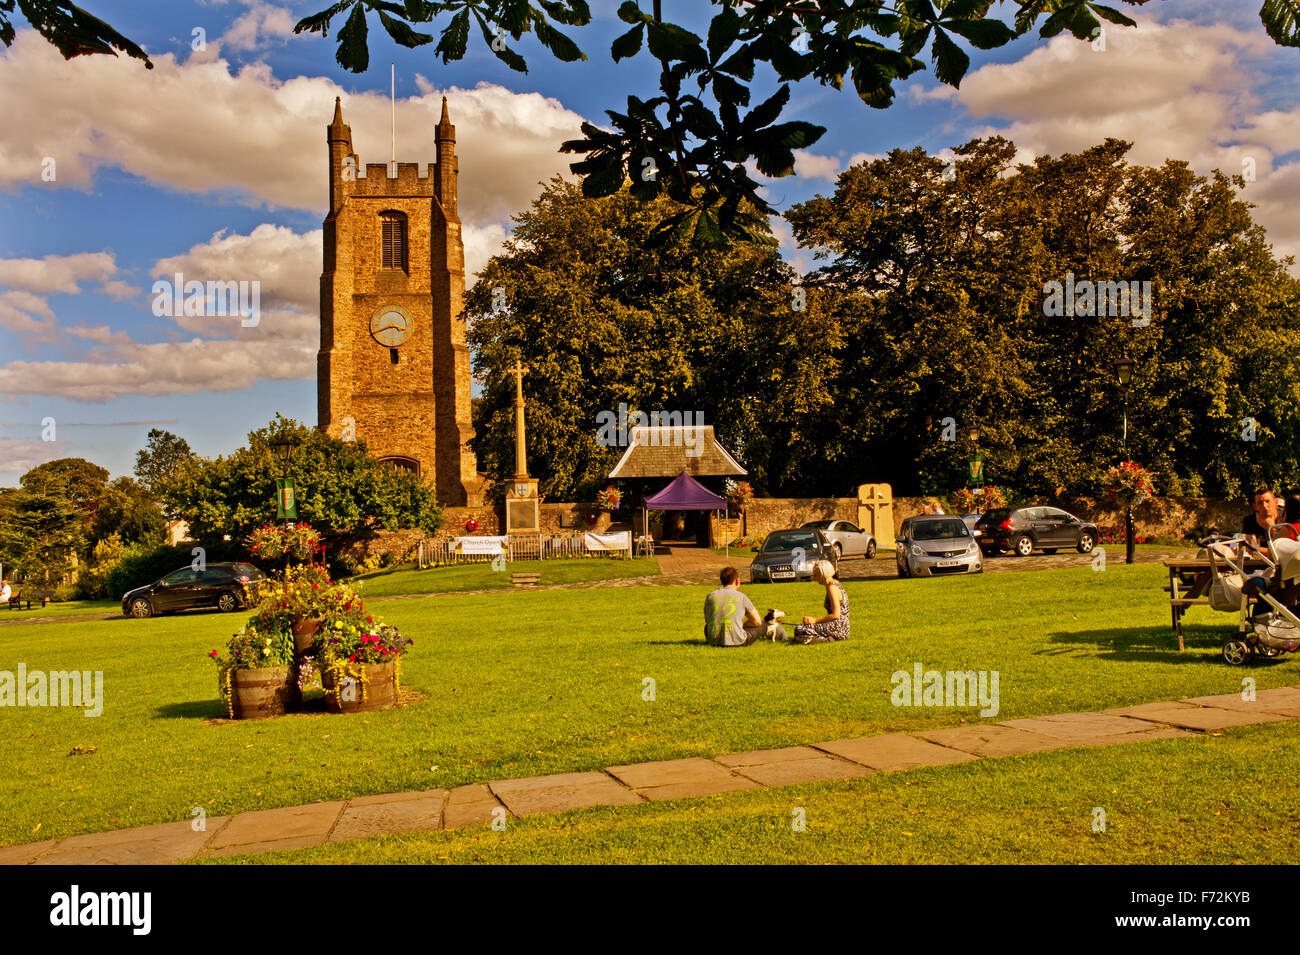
[895,516,984,578]
[801,520,877,559]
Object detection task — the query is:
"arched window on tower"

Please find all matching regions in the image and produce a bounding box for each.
[379,211,407,271]
[379,456,420,477]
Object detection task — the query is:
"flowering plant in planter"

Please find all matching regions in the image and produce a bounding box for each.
[247,523,322,562]
[210,620,294,718]
[725,481,754,511]
[257,562,338,621]
[1103,461,1155,506]
[315,604,413,708]
[596,486,621,511]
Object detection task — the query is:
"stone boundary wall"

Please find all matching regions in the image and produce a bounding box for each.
[343,494,1250,564]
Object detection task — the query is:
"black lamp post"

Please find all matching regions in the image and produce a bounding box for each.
[1114,356,1136,564]
[269,432,297,524]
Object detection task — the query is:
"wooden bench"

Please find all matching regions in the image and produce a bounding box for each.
[510,572,541,588]
[7,589,31,611]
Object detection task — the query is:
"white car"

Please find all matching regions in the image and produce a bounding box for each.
[801,520,877,559]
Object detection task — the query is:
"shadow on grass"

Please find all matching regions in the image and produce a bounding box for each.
[1045,624,1297,667]
[156,700,227,720]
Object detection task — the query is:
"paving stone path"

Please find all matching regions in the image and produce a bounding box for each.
[3,683,1295,865]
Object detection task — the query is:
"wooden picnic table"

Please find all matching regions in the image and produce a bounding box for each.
[1162,557,1269,651]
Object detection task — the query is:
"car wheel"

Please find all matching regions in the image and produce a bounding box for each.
[1077,532,1096,554]
[1012,535,1034,557]
[1223,640,1251,666]
[897,561,909,578]
[130,597,154,619]
[217,591,239,613]
[834,542,843,560]
[865,540,877,559]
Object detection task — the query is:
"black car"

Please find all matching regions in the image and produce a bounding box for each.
[121,563,266,618]
[975,507,1098,557]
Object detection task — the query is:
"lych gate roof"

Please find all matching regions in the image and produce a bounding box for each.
[607,425,746,479]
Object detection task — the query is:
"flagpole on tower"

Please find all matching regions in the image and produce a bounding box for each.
[390,62,396,173]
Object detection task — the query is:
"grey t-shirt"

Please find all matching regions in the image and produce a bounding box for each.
[703,587,759,646]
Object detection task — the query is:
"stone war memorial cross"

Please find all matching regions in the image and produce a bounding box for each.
[505,357,540,534]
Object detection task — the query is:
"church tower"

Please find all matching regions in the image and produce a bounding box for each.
[318,96,482,506]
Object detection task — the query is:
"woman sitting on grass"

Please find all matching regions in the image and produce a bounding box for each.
[793,560,850,645]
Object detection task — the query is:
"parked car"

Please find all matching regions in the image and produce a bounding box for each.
[975,506,1098,557]
[750,528,839,583]
[121,562,266,619]
[896,515,984,578]
[801,520,877,559]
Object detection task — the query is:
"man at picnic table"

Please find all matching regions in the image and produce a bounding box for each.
[1242,485,1284,545]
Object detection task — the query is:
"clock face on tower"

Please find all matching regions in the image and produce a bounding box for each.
[369,305,413,347]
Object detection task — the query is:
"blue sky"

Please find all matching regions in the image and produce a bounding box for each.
[0,0,1296,487]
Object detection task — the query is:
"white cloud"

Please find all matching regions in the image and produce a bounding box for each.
[220,2,296,52]
[0,438,65,474]
[0,30,583,230]
[794,150,843,181]
[942,17,1300,272]
[0,251,116,294]
[0,338,313,402]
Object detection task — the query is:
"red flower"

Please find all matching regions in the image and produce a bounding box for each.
[209,649,218,658]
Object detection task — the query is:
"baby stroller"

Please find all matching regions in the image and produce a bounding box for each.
[1203,529,1300,665]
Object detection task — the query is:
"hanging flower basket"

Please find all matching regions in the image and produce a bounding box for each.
[596,486,621,511]
[725,481,754,512]
[1103,461,1155,507]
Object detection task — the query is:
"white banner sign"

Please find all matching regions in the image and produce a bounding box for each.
[585,531,632,552]
[458,536,507,555]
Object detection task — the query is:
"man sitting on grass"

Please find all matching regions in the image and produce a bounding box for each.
[703,566,788,646]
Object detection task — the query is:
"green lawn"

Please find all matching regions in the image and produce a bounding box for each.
[351,557,660,597]
[205,722,1300,865]
[1,563,1294,850]
[1,599,120,620]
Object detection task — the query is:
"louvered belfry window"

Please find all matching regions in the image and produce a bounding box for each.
[380,212,407,270]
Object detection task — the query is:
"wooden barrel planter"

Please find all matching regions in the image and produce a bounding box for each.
[323,662,397,714]
[291,617,323,654]
[228,666,294,719]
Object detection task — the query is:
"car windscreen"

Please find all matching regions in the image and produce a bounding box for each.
[912,519,971,541]
[763,531,818,553]
[977,509,1010,526]
[802,521,833,530]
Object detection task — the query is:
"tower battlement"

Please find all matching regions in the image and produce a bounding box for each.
[349,161,437,195]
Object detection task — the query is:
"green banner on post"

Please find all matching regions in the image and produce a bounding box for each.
[968,454,984,485]
[276,478,298,520]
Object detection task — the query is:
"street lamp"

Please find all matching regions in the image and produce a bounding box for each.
[269,431,298,527]
[968,425,984,490]
[1114,356,1137,564]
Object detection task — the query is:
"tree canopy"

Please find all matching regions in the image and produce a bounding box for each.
[159,416,445,545]
[468,140,1300,500]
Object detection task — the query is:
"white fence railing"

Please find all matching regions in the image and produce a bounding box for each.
[418,532,640,566]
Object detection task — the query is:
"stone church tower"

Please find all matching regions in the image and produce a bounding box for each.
[318,96,482,506]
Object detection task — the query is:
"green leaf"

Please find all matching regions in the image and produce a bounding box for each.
[610,23,643,61]
[646,19,703,63]
[535,17,585,62]
[336,2,370,72]
[945,17,1016,50]
[617,1,647,26]
[434,7,468,62]
[707,4,741,62]
[378,11,433,47]
[1261,0,1300,47]
[931,28,970,86]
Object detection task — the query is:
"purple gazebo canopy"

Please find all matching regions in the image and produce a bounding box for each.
[644,471,726,510]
